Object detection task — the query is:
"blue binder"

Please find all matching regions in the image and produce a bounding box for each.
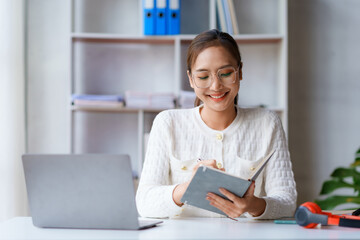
[155,0,167,35]
[144,0,155,35]
[167,0,180,35]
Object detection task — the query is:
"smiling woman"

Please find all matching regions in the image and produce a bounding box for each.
[136,29,297,220]
[0,0,28,221]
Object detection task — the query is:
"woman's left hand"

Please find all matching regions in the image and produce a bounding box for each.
[206,181,266,218]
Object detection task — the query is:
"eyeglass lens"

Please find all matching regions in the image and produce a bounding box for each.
[193,67,236,88]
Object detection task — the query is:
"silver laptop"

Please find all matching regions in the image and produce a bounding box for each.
[22,154,162,230]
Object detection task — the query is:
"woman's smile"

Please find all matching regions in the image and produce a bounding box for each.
[208,92,229,101]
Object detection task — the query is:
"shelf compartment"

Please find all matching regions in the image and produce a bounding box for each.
[228,0,282,35]
[72,40,176,95]
[179,41,284,108]
[72,111,140,172]
[72,0,140,35]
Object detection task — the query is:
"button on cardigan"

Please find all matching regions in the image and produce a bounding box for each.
[136,106,297,219]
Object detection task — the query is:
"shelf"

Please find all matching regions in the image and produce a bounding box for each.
[71,105,169,113]
[71,33,284,44]
[71,32,176,44]
[180,34,284,43]
[71,105,284,114]
[69,0,289,174]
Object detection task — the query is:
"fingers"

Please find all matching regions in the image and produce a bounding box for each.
[244,181,255,197]
[192,159,220,171]
[206,192,243,218]
[206,182,258,219]
[218,188,238,202]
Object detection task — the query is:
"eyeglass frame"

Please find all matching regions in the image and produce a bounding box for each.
[188,65,242,89]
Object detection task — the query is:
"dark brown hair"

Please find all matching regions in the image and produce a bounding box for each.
[186,29,242,106]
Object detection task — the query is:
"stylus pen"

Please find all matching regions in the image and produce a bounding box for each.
[274,219,297,224]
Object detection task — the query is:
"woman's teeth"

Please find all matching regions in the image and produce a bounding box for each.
[210,93,226,99]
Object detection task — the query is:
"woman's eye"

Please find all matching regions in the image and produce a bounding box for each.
[221,72,232,77]
[198,76,209,80]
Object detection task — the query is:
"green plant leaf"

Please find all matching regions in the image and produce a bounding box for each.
[319,179,360,195]
[331,167,360,179]
[315,196,360,210]
[356,147,360,155]
[351,157,360,167]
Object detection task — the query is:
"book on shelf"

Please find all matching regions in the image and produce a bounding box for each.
[222,0,233,34]
[151,92,176,109]
[216,0,227,32]
[71,94,124,102]
[72,94,125,109]
[125,91,175,109]
[143,0,181,35]
[178,90,196,109]
[216,0,239,35]
[227,0,239,35]
[73,99,124,108]
[124,91,151,108]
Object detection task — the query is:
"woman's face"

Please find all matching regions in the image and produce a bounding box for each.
[188,46,242,113]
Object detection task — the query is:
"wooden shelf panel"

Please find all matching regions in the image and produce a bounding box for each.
[71,105,285,114]
[71,33,284,44]
[71,33,176,44]
[71,105,169,113]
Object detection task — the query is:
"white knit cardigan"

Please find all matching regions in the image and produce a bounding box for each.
[136,106,297,219]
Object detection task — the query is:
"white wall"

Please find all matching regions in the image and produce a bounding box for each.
[0,0,27,221]
[26,0,70,153]
[289,0,360,205]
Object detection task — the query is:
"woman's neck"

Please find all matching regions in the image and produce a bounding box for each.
[200,105,237,131]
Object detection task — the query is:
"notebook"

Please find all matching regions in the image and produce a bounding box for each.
[22,154,162,230]
[181,150,276,215]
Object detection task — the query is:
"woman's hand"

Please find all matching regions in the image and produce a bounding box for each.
[192,159,225,174]
[206,181,266,218]
[172,159,225,207]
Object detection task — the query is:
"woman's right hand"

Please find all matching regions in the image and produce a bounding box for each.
[192,159,225,175]
[172,159,225,206]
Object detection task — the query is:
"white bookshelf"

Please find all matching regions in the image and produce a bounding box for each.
[69,0,288,177]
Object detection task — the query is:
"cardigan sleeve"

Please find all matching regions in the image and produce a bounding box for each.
[135,111,183,218]
[249,111,297,220]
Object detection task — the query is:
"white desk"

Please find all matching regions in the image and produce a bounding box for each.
[0,217,359,239]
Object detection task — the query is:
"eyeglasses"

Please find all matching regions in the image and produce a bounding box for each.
[191,66,239,89]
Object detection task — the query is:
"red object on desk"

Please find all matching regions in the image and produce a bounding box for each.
[295,202,360,228]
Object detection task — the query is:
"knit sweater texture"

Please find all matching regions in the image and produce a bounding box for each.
[136,106,297,219]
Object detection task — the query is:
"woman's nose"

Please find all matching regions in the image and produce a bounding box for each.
[209,74,223,90]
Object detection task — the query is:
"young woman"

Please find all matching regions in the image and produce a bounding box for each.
[136,29,297,219]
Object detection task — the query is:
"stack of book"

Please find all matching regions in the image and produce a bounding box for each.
[216,0,239,35]
[151,93,176,109]
[124,91,151,109]
[178,90,196,109]
[125,91,175,109]
[72,94,125,109]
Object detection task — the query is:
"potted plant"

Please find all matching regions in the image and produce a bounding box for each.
[315,147,360,210]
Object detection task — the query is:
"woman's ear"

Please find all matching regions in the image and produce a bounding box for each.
[187,70,195,88]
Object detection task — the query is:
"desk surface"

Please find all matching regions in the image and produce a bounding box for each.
[0,217,359,239]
